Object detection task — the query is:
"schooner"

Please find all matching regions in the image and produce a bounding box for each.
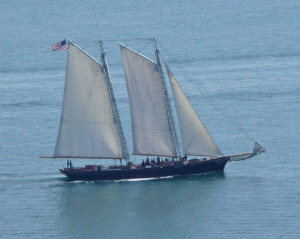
[41,38,264,181]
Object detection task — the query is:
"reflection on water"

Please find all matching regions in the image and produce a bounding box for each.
[52,171,293,239]
[56,172,226,239]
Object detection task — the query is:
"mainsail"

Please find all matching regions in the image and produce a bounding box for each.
[120,44,177,157]
[166,65,222,156]
[54,42,124,159]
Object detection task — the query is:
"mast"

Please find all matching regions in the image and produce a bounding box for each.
[98,38,129,162]
[92,12,128,161]
[52,41,125,159]
[120,44,178,157]
[153,38,180,158]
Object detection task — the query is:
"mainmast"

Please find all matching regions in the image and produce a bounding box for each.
[98,38,129,162]
[153,38,180,158]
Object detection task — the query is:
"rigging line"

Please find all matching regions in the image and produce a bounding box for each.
[81,44,97,51]
[100,37,153,42]
[58,158,64,168]
[119,41,152,56]
[157,40,256,143]
[136,40,157,57]
[92,8,103,42]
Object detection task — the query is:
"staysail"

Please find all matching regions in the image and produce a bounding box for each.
[166,65,222,156]
[120,44,177,157]
[54,42,124,159]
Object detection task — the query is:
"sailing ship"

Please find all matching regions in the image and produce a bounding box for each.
[41,38,264,181]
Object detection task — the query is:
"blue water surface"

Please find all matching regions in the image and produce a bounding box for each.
[0,0,299,238]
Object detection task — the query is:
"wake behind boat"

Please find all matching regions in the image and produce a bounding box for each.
[41,37,264,181]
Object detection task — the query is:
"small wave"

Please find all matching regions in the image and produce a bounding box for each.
[0,101,48,108]
[0,67,65,75]
[114,176,174,182]
[65,180,92,184]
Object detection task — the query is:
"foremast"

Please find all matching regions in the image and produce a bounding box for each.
[98,39,129,163]
[153,38,180,158]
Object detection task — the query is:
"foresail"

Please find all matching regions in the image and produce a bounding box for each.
[166,65,222,156]
[54,42,124,159]
[120,45,177,157]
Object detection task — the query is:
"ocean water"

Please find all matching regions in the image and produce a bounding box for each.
[1,0,300,238]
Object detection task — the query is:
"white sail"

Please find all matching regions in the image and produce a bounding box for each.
[166,65,222,156]
[54,42,124,159]
[120,45,177,157]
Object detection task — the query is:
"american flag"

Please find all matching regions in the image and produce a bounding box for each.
[52,40,68,51]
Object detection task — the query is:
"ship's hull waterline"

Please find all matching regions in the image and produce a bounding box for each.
[59,157,230,181]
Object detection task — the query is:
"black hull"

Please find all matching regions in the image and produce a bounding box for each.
[60,157,230,181]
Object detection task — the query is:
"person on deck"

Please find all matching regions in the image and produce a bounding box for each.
[67,160,70,168]
[70,160,73,168]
